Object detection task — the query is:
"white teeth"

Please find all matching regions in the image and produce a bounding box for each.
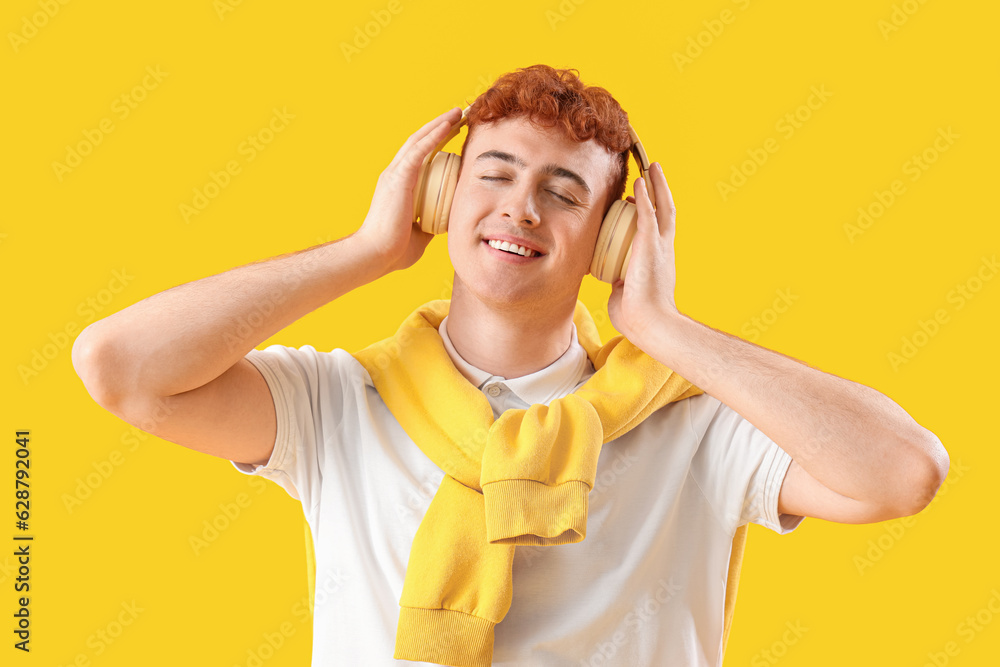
[488,239,536,257]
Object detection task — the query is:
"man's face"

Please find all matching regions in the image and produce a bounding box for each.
[447,115,617,312]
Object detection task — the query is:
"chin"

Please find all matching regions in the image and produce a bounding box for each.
[457,272,584,318]
[472,281,541,309]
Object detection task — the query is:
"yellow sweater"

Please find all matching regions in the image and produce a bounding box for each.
[297,298,744,666]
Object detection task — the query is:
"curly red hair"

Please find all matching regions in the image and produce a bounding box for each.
[460,65,633,209]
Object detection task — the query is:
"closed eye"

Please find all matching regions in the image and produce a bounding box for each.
[479,176,578,206]
[548,190,576,205]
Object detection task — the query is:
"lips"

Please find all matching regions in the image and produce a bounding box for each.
[481,234,546,256]
[486,239,539,257]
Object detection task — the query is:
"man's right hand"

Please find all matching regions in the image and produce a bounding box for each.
[355,107,464,274]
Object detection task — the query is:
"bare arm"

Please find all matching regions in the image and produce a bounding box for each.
[72,107,464,466]
[607,166,949,523]
[643,312,947,522]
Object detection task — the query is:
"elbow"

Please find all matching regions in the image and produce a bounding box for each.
[72,326,128,413]
[895,431,951,518]
[73,328,177,436]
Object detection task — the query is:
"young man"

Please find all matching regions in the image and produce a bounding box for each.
[72,65,949,666]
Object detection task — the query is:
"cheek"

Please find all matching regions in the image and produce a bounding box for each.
[551,231,596,276]
[447,179,476,233]
[446,187,477,259]
[575,218,604,263]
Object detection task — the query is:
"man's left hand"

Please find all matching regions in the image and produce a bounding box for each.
[607,161,681,348]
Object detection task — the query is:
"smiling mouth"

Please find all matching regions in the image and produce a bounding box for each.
[483,239,543,258]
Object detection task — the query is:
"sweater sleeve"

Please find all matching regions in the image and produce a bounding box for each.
[229,344,357,515]
[687,394,805,537]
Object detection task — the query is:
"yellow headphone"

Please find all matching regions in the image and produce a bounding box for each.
[413,106,656,284]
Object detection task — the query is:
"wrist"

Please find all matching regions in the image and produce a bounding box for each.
[632,306,690,364]
[347,229,397,278]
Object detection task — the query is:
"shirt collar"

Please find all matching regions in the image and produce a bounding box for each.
[438,315,593,406]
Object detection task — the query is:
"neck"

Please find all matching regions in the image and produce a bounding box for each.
[445,276,578,379]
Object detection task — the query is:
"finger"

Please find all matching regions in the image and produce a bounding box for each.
[394,107,461,158]
[647,162,676,236]
[393,112,464,179]
[397,120,459,178]
[634,177,657,237]
[390,107,462,170]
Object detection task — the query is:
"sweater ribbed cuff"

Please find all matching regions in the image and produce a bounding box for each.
[482,479,589,545]
[394,607,495,667]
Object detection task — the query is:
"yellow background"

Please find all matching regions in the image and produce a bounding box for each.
[3,0,997,665]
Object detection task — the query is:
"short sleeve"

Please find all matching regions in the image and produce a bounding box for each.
[229,344,360,514]
[688,395,805,536]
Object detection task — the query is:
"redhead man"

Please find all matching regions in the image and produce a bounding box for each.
[72,65,949,666]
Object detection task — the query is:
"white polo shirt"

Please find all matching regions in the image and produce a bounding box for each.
[231,315,804,666]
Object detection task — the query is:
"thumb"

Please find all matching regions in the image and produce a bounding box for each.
[607,280,624,326]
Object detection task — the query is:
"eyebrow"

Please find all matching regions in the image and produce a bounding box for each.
[474,150,592,196]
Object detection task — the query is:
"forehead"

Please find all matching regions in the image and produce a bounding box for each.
[463,116,614,189]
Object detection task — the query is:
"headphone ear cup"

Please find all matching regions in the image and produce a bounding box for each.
[414,151,461,235]
[589,199,638,284]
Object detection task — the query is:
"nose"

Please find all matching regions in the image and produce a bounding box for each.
[500,182,540,227]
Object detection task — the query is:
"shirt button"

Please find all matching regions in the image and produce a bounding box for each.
[487,384,502,397]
